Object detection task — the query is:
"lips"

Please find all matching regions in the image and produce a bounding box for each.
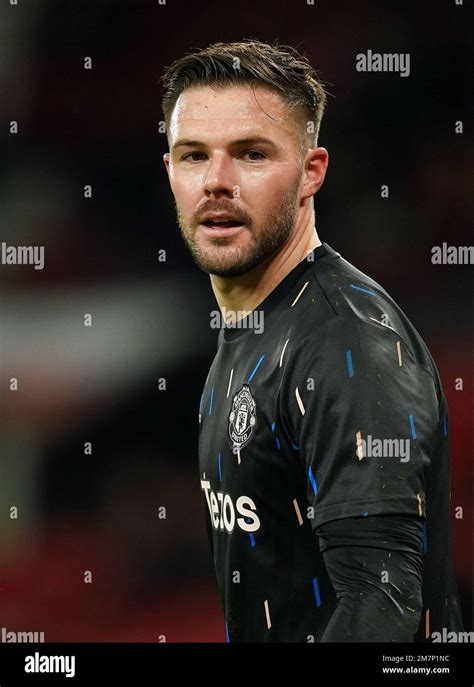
[199,220,245,238]
[201,218,244,228]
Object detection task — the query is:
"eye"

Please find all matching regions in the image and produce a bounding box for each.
[181,152,207,162]
[180,150,266,162]
[242,150,265,161]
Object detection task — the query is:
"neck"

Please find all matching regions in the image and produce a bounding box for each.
[210,208,321,324]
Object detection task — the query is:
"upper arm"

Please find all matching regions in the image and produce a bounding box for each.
[281,317,440,530]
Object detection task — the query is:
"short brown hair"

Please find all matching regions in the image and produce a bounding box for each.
[160,39,328,157]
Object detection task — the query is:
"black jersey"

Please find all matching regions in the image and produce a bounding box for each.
[198,242,463,642]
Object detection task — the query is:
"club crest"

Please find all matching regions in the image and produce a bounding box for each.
[228,383,257,451]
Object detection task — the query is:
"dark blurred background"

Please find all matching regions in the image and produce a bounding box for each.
[0,0,471,641]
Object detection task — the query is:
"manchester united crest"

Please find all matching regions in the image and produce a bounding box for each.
[228,383,257,452]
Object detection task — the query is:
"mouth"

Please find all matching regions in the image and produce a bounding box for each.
[199,219,246,237]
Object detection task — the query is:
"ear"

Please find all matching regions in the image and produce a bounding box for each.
[163,152,171,176]
[301,147,329,199]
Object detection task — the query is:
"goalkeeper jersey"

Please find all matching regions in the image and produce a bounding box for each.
[198,242,464,642]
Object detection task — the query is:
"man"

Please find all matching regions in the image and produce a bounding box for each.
[160,39,464,642]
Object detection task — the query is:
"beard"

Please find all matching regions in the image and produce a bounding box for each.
[175,172,302,278]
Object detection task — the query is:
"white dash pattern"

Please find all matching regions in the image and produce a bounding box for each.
[226,368,234,398]
[291,280,310,307]
[295,386,305,416]
[293,498,304,526]
[264,599,272,629]
[279,338,290,368]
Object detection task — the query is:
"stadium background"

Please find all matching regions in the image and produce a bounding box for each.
[0,0,471,640]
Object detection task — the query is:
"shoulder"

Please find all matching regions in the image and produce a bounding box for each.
[279,314,440,423]
[286,314,426,374]
[290,251,438,381]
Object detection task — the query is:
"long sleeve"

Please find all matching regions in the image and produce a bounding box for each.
[316,513,424,642]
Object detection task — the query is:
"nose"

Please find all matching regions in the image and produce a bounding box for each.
[203,152,236,197]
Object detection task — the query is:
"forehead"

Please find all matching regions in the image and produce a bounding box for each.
[168,84,299,144]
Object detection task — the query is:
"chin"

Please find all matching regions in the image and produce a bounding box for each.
[208,265,249,278]
[195,254,248,278]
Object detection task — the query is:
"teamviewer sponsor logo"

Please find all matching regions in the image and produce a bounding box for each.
[24,652,75,678]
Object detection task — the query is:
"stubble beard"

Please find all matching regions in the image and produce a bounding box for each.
[175,173,302,278]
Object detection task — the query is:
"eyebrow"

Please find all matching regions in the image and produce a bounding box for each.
[172,136,278,151]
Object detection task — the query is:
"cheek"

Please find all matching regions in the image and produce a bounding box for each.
[171,175,200,206]
[248,177,292,212]
[242,167,295,197]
